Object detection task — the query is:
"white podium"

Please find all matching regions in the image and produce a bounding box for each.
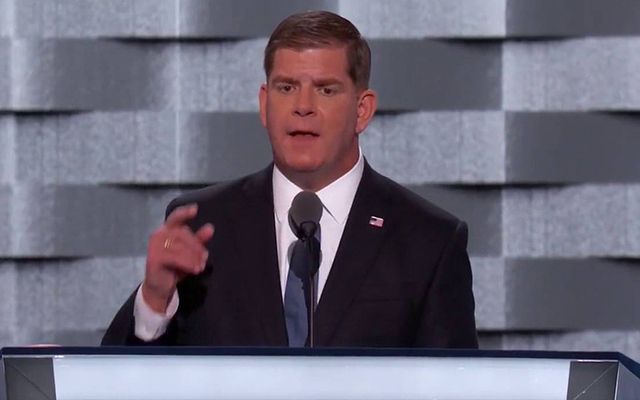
[2,347,640,400]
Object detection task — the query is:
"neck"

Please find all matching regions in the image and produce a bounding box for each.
[278,154,360,192]
[284,172,333,192]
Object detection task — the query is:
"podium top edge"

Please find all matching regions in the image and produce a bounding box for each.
[3,347,640,379]
[0,346,632,361]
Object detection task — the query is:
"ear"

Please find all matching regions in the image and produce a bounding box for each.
[355,89,377,134]
[258,83,268,128]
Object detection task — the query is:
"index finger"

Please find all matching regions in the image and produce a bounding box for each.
[165,204,198,228]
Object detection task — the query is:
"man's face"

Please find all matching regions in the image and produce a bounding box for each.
[259,46,376,191]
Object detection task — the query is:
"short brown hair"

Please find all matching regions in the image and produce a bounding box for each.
[264,11,371,89]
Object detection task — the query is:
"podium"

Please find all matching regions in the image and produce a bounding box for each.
[2,347,640,399]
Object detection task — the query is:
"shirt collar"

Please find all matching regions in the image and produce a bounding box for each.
[273,150,365,226]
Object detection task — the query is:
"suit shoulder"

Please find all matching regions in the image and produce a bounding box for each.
[168,180,239,210]
[373,171,464,233]
[165,167,270,217]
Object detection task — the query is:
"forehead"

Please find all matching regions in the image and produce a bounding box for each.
[269,46,350,80]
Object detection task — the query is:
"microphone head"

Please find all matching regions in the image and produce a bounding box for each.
[289,191,323,239]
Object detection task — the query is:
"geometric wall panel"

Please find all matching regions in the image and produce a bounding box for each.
[505,258,640,330]
[366,111,640,185]
[8,110,509,185]
[0,185,177,257]
[0,186,10,251]
[12,0,144,38]
[371,40,502,111]
[0,263,18,346]
[0,0,9,37]
[4,39,269,112]
[340,0,505,38]
[10,0,336,38]
[506,112,640,183]
[19,39,263,112]
[471,257,506,330]
[474,257,640,332]
[503,185,640,257]
[0,257,144,346]
[13,0,639,41]
[2,0,640,356]
[10,0,167,38]
[0,116,14,184]
[363,111,505,183]
[482,330,640,360]
[179,0,337,38]
[503,38,640,111]
[14,113,151,184]
[508,0,640,37]
[4,38,504,113]
[9,112,271,184]
[178,40,265,112]
[0,182,505,258]
[408,186,502,256]
[178,112,272,182]
[0,39,10,107]
[9,40,178,111]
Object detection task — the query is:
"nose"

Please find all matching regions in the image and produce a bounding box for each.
[293,86,316,117]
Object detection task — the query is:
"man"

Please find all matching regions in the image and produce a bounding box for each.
[103,11,477,348]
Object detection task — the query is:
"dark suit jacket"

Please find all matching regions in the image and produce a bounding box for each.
[102,162,477,348]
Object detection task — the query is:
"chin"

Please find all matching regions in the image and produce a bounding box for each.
[278,156,322,174]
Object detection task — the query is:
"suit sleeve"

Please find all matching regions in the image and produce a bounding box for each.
[101,200,184,346]
[413,221,478,348]
[101,285,178,346]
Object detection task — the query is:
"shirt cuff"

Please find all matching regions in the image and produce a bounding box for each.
[133,285,179,342]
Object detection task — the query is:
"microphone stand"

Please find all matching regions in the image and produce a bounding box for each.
[305,236,319,348]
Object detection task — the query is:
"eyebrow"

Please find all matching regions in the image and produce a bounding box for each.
[313,78,343,87]
[270,75,345,87]
[270,76,297,85]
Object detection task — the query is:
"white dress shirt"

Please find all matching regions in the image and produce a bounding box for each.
[272,151,364,300]
[133,152,364,341]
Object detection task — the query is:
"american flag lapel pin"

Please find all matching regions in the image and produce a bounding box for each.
[369,216,384,228]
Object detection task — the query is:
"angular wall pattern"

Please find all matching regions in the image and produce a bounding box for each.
[0,0,639,356]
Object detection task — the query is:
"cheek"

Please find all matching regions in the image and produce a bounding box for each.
[269,96,296,120]
[323,101,358,127]
[265,104,283,130]
[328,112,358,139]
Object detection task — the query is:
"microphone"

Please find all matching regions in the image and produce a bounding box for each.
[288,191,322,347]
[289,191,323,240]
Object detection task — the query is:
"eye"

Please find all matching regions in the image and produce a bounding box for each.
[319,86,335,96]
[276,83,294,93]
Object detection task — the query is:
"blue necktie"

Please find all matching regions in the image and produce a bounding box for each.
[284,232,320,347]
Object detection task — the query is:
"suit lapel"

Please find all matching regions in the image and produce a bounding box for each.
[314,162,390,345]
[233,165,288,346]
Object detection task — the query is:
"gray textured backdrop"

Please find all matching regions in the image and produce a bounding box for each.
[1,0,639,356]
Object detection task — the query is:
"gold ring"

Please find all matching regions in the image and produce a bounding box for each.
[164,238,173,250]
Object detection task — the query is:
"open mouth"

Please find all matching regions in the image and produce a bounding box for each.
[288,130,319,137]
